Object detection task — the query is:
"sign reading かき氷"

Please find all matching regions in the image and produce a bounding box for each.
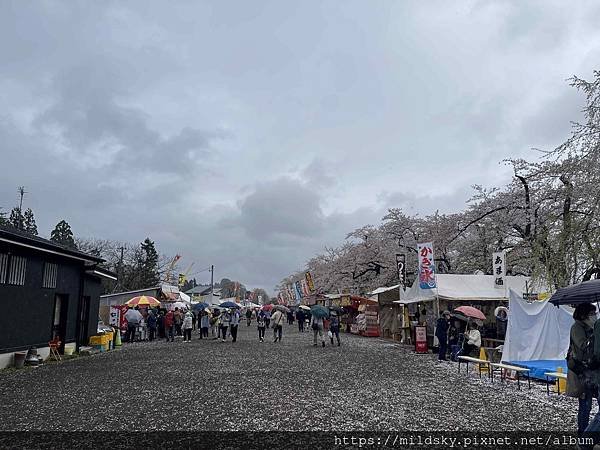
[417,242,436,289]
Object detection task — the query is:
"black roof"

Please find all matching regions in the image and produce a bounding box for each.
[0,224,104,264]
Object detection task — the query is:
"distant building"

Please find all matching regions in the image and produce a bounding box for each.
[185,285,221,305]
[0,225,116,368]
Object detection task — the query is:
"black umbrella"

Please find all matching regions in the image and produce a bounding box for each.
[549,279,600,306]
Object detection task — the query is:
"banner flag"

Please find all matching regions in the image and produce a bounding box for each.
[417,242,436,289]
[305,272,315,292]
[493,250,506,289]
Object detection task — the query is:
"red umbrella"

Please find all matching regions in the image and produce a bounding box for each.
[261,304,273,312]
[454,306,486,321]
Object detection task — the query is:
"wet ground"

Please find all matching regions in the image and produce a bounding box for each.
[0,322,580,432]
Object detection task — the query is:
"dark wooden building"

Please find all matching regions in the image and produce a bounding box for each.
[0,225,116,367]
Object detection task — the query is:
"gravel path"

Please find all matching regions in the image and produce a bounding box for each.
[0,323,581,431]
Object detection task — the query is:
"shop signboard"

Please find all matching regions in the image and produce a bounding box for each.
[396,253,406,287]
[341,295,351,306]
[415,325,428,353]
[109,305,121,327]
[417,242,436,289]
[493,251,506,289]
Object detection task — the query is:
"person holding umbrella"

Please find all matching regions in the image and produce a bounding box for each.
[124,307,143,343]
[271,308,285,343]
[296,308,305,333]
[230,307,240,343]
[566,303,599,438]
[311,305,328,348]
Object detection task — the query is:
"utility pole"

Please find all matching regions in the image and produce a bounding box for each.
[210,265,214,304]
[112,246,126,293]
[18,186,26,212]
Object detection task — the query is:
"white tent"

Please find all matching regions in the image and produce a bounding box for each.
[502,289,573,362]
[396,274,534,305]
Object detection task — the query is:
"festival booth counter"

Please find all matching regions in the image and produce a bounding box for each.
[370,284,407,342]
[321,294,380,336]
[396,274,535,348]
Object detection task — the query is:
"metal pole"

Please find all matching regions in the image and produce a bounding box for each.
[210,265,214,304]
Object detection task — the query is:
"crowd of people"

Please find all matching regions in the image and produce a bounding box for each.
[121,305,343,348]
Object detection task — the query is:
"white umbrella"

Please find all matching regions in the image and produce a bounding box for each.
[172,301,187,310]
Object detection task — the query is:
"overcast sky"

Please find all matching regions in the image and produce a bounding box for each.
[1,1,599,293]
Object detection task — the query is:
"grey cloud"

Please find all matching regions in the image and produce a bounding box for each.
[236,178,325,241]
[2,1,600,294]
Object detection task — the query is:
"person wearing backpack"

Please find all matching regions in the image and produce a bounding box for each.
[566,303,599,438]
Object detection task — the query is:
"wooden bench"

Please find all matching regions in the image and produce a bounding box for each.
[490,362,531,390]
[544,371,568,395]
[457,356,492,379]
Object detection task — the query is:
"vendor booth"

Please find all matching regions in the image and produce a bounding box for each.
[396,274,535,348]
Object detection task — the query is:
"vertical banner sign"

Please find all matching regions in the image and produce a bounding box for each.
[395,254,406,287]
[305,272,315,292]
[415,325,428,353]
[417,242,436,289]
[493,251,506,289]
[109,306,121,327]
[294,281,303,304]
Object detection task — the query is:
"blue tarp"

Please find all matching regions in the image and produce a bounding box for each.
[508,359,568,380]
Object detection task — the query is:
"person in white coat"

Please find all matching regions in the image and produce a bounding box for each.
[182,311,193,342]
[271,310,285,343]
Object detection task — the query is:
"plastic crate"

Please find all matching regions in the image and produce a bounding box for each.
[89,335,110,346]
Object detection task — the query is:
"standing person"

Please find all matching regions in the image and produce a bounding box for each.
[164,309,175,342]
[220,309,231,342]
[124,307,143,343]
[435,311,451,361]
[173,308,183,337]
[245,308,252,326]
[200,311,210,339]
[296,308,305,332]
[230,308,240,343]
[495,308,508,340]
[183,310,193,342]
[329,312,341,346]
[448,320,460,361]
[459,323,481,357]
[147,310,157,342]
[264,309,271,329]
[312,314,325,348]
[157,310,165,339]
[566,303,598,438]
[191,310,197,331]
[271,309,285,343]
[257,310,266,342]
[305,311,312,331]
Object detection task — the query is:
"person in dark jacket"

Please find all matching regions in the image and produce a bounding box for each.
[567,303,599,439]
[435,310,451,361]
[296,309,305,332]
[329,312,341,346]
[147,311,157,341]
